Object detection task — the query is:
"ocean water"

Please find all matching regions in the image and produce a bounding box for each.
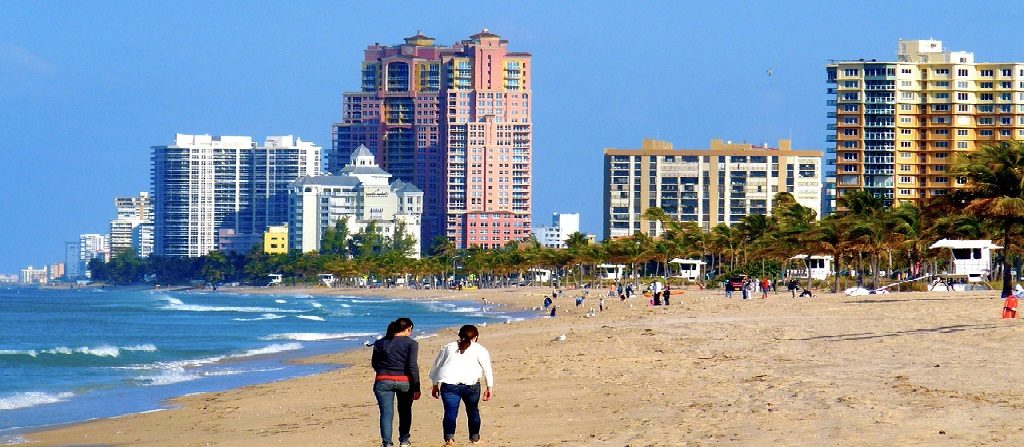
[0,286,522,441]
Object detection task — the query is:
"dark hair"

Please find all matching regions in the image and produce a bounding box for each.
[457,324,479,353]
[385,317,414,338]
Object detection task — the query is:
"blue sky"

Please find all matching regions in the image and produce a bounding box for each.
[1,1,1022,273]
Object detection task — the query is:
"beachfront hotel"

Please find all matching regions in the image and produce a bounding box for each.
[289,145,424,258]
[603,139,823,240]
[151,134,321,257]
[827,39,1024,206]
[109,192,152,257]
[331,30,532,250]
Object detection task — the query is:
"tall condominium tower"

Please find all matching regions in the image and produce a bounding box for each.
[332,29,532,250]
[152,134,321,257]
[603,139,822,240]
[827,39,1024,206]
[109,192,153,257]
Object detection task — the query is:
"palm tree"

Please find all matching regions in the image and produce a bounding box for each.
[954,141,1024,297]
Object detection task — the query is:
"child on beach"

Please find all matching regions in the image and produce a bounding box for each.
[429,325,494,446]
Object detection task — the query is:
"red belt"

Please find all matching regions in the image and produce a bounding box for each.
[375,374,409,382]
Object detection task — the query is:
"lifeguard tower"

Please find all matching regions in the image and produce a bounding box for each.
[669,258,706,282]
[788,255,834,281]
[595,264,626,281]
[929,239,1000,283]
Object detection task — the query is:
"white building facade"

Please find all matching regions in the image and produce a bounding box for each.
[152,134,321,257]
[20,266,48,284]
[289,146,424,258]
[110,192,153,257]
[533,212,580,248]
[79,233,109,277]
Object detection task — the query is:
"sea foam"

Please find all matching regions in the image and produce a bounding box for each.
[0,391,75,410]
[262,332,376,342]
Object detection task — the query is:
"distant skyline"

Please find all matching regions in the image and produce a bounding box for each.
[2,1,1022,272]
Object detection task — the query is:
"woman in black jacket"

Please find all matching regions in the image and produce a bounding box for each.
[372,317,421,447]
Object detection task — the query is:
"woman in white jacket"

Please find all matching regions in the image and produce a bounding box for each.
[429,324,493,445]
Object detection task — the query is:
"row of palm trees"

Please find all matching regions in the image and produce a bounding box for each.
[261,142,1024,297]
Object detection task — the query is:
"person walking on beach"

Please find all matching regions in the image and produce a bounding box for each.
[429,325,494,446]
[663,284,671,306]
[787,278,799,298]
[760,277,770,299]
[371,318,421,447]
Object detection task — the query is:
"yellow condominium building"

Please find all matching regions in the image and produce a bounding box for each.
[827,39,1024,206]
[263,225,288,254]
[603,139,822,240]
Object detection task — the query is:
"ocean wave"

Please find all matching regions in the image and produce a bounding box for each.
[0,391,75,410]
[291,294,315,299]
[274,299,287,304]
[262,332,376,342]
[160,303,299,313]
[295,315,325,322]
[130,344,303,386]
[231,343,303,358]
[232,313,286,322]
[0,344,158,358]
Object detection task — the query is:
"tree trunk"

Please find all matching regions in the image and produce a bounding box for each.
[1002,221,1012,297]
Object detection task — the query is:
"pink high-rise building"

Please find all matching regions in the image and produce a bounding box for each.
[332,30,532,251]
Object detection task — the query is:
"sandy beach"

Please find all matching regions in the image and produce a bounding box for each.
[23,285,1024,446]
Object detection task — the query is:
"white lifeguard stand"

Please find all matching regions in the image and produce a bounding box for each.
[318,273,336,288]
[527,268,551,284]
[669,258,706,281]
[267,273,283,285]
[595,264,626,281]
[788,255,834,281]
[928,239,1000,282]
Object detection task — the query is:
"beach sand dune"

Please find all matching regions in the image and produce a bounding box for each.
[26,287,1024,446]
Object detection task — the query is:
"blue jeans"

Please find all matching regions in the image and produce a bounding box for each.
[440,383,481,442]
[373,380,413,446]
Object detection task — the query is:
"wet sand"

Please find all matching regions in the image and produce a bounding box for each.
[24,286,1024,446]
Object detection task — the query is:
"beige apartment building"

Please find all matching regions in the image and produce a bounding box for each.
[603,139,822,239]
[827,39,1024,206]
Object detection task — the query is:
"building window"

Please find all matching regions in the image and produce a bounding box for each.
[955,69,967,76]
[981,69,994,77]
[899,176,913,184]
[957,141,968,149]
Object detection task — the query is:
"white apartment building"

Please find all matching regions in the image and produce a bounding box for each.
[79,233,109,278]
[152,134,321,257]
[289,146,424,257]
[20,266,48,284]
[110,192,152,257]
[604,139,823,239]
[533,212,580,248]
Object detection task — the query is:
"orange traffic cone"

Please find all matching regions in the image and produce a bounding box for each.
[1003,296,1019,319]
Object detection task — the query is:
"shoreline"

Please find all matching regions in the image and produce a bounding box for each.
[4,286,536,443]
[24,286,1024,446]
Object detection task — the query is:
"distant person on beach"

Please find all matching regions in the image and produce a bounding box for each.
[787,279,799,298]
[429,325,494,446]
[625,283,633,299]
[760,277,770,299]
[543,296,552,310]
[550,305,557,317]
[724,280,734,299]
[371,318,421,447]
[799,288,813,298]
[663,285,671,306]
[599,297,605,311]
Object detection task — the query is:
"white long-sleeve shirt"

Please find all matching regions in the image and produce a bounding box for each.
[428,341,494,389]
